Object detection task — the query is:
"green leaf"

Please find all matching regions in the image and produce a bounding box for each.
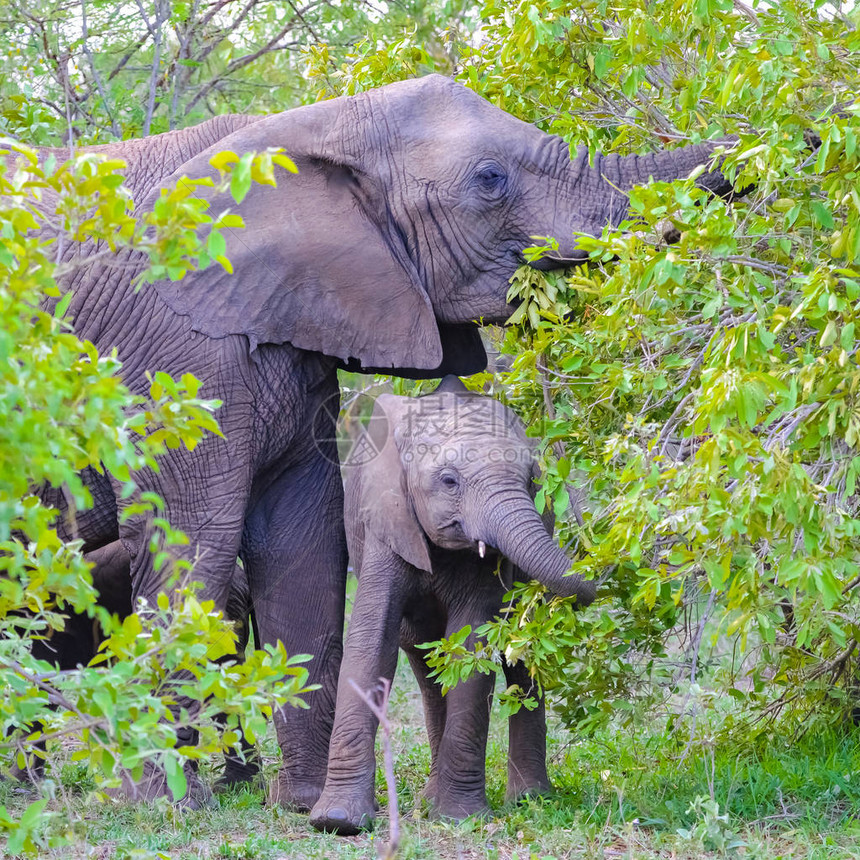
[230,154,253,204]
[209,150,238,171]
[164,754,188,801]
[593,45,611,80]
[812,201,835,230]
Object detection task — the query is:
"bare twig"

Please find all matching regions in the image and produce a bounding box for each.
[139,0,170,136]
[724,255,790,275]
[732,0,760,25]
[657,391,694,459]
[184,2,325,115]
[348,677,399,859]
[842,573,860,595]
[107,31,153,82]
[677,589,718,765]
[169,0,200,129]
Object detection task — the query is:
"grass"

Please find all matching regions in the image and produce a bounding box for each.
[3,656,860,858]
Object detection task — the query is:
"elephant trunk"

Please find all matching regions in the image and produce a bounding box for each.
[531,139,736,269]
[474,491,595,606]
[596,142,738,206]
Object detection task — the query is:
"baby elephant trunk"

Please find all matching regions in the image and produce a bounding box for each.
[481,494,596,607]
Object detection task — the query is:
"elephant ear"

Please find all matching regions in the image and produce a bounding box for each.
[142,98,445,371]
[356,395,432,572]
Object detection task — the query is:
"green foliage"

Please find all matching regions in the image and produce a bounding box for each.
[676,796,747,855]
[2,666,858,856]
[0,141,307,853]
[311,0,860,741]
[5,1,860,850]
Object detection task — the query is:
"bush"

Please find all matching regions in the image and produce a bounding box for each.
[316,0,860,740]
[0,140,307,854]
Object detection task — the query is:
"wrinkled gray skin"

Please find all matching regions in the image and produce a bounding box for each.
[22,75,733,808]
[309,377,595,834]
[15,542,258,797]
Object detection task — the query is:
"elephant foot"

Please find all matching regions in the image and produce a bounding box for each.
[9,758,45,787]
[214,753,262,793]
[268,769,324,813]
[430,795,491,822]
[2,769,40,799]
[504,775,553,805]
[420,772,439,804]
[107,760,214,810]
[309,791,376,835]
[421,778,490,822]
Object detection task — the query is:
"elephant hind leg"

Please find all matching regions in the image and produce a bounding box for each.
[109,759,215,810]
[402,641,446,807]
[214,737,262,793]
[502,659,552,803]
[10,607,102,785]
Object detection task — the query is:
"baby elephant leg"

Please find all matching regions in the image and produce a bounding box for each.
[502,659,551,803]
[433,667,495,820]
[309,540,408,835]
[402,644,447,806]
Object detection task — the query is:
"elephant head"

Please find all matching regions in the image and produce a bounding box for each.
[147,76,731,378]
[351,376,595,605]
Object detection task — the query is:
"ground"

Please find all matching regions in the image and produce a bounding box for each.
[3,650,860,859]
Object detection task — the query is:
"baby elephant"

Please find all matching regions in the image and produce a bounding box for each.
[309,377,595,834]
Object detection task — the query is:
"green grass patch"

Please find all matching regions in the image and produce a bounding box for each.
[3,658,860,858]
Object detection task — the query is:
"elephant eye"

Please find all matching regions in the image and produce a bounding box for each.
[439,471,459,489]
[473,162,507,195]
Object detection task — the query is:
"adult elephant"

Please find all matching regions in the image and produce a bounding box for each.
[26,75,734,808]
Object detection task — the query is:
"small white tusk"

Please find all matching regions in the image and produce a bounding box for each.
[478,540,486,558]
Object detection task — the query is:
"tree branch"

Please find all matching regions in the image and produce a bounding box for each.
[81,0,121,138]
[348,677,399,858]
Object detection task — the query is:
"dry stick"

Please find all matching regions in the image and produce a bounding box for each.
[348,677,399,860]
[57,50,76,157]
[189,0,259,73]
[139,0,168,136]
[732,0,760,25]
[169,0,201,129]
[184,3,325,115]
[107,31,153,82]
[677,589,718,766]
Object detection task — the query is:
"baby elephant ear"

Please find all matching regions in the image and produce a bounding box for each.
[144,98,444,371]
[356,396,432,573]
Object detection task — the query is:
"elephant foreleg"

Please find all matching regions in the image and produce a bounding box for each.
[432,616,495,821]
[111,442,251,808]
[242,451,348,812]
[309,537,410,835]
